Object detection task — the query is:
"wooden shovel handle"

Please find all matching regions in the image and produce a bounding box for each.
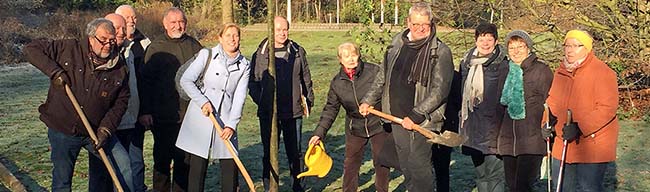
[208,113,256,192]
[367,108,435,139]
[65,85,124,192]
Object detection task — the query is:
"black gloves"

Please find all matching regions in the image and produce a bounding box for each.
[53,71,70,88]
[562,122,581,141]
[541,110,558,139]
[94,127,112,150]
[541,125,555,139]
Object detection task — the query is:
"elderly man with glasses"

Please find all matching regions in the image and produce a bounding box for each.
[24,18,134,191]
[358,2,455,191]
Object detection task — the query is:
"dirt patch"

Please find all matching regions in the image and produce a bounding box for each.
[619,89,650,120]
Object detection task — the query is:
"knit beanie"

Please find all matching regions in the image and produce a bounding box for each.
[565,30,593,52]
[505,30,533,49]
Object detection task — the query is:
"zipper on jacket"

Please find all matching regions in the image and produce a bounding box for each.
[512,120,517,155]
[350,79,371,137]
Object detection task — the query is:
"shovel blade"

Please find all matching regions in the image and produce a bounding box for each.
[427,131,468,147]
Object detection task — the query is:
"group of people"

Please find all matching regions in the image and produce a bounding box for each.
[24,1,619,192]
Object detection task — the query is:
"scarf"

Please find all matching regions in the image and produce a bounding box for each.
[461,48,492,122]
[562,57,586,72]
[403,29,435,86]
[344,67,356,80]
[500,60,526,120]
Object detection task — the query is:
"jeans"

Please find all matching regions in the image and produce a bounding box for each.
[551,158,609,192]
[260,117,304,191]
[116,126,146,192]
[88,126,146,192]
[48,128,133,192]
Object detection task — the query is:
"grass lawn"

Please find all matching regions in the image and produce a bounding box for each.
[1,30,648,191]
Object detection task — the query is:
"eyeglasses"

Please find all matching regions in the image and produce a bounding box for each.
[563,44,584,49]
[508,45,528,51]
[94,36,116,46]
[410,23,431,29]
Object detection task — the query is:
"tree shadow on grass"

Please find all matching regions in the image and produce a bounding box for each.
[0,155,47,191]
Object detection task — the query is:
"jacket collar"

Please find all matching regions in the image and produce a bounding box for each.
[259,38,298,56]
[337,60,366,80]
[557,52,596,76]
[214,44,244,66]
[82,36,120,70]
[520,52,538,70]
[163,33,188,43]
[132,29,146,41]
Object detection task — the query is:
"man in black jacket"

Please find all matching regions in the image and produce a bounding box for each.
[140,7,203,192]
[24,18,134,192]
[359,2,455,191]
[309,42,389,192]
[248,16,314,192]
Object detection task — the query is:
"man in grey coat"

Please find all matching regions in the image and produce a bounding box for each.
[359,2,454,191]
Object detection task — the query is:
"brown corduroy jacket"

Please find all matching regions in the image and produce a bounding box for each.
[547,52,619,163]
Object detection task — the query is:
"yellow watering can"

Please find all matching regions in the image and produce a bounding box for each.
[297,142,332,178]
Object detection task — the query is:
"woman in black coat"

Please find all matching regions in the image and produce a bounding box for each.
[309,42,389,192]
[498,30,553,192]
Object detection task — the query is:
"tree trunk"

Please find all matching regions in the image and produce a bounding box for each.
[288,0,292,23]
[247,0,253,24]
[314,0,321,22]
[380,0,385,24]
[394,0,398,24]
[222,0,234,24]
[266,0,279,190]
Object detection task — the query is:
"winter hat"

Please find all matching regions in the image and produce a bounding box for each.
[505,30,533,49]
[565,30,593,52]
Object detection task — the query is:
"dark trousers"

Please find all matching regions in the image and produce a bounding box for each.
[431,144,452,192]
[551,158,609,192]
[151,122,189,192]
[392,124,434,191]
[87,126,146,192]
[470,153,505,192]
[187,153,239,192]
[343,130,389,192]
[503,155,543,192]
[48,128,133,192]
[260,117,304,191]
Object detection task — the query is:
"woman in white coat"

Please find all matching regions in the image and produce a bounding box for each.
[175,23,250,192]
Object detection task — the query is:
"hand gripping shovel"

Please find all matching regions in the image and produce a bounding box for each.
[208,112,256,192]
[64,85,124,192]
[556,110,572,192]
[367,108,468,147]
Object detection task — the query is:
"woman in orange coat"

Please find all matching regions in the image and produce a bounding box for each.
[546,29,619,191]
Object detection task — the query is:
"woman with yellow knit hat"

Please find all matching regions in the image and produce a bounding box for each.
[546,29,620,191]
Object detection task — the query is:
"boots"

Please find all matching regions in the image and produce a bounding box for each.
[263,178,270,192]
[153,171,171,192]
